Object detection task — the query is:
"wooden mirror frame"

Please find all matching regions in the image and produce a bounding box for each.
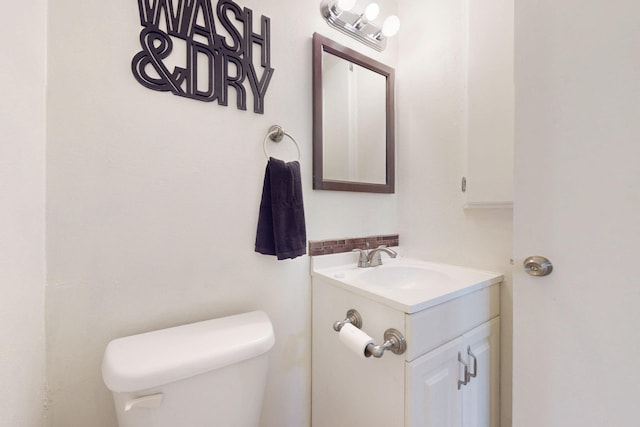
[312,33,395,193]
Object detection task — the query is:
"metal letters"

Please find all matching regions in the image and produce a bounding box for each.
[132,0,274,114]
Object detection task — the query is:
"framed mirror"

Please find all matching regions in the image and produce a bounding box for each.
[312,33,395,193]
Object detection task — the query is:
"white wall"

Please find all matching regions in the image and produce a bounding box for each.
[0,1,47,426]
[16,0,513,425]
[45,1,397,426]
[396,0,513,425]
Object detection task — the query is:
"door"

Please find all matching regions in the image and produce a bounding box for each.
[513,1,640,426]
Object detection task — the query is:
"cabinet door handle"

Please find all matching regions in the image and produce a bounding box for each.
[467,346,477,379]
[457,352,469,390]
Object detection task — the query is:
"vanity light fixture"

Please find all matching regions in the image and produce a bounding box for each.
[321,0,400,51]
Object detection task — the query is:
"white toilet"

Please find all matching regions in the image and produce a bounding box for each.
[102,310,274,427]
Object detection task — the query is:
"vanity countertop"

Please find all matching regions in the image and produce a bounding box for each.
[311,250,503,314]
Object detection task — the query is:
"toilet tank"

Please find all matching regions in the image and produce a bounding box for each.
[102,310,275,427]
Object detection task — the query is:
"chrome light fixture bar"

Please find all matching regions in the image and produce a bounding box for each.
[321,0,400,52]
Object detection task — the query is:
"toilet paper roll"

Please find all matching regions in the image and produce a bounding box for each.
[338,323,375,359]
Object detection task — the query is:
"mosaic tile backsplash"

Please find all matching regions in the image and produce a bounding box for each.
[308,234,399,256]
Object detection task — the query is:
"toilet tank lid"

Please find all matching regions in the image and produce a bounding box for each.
[102,310,275,393]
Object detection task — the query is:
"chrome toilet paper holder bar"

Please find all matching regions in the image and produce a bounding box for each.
[333,309,363,331]
[333,309,407,358]
[365,328,406,358]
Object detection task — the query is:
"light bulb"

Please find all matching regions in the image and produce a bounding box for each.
[381,15,401,37]
[365,3,380,21]
[337,0,357,11]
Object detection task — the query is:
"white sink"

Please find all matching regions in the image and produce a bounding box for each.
[312,255,503,313]
[357,265,453,289]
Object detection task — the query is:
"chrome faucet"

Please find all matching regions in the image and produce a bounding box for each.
[352,244,398,268]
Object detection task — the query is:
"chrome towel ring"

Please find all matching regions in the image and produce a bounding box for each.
[263,125,301,161]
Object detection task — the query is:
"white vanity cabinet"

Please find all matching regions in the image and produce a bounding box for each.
[311,263,501,427]
[407,317,500,427]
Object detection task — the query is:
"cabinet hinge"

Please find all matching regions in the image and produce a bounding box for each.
[461,177,467,193]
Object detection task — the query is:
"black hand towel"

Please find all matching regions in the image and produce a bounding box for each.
[255,157,307,260]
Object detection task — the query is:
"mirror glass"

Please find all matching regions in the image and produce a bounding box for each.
[313,33,395,193]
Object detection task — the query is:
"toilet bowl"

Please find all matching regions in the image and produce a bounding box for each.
[102,310,275,427]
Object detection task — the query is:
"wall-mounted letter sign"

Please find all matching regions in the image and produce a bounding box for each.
[132,0,274,114]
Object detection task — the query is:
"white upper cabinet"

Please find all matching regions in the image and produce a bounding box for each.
[464,0,514,208]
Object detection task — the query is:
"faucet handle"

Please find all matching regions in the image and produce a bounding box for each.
[368,247,384,267]
[352,248,368,268]
[367,245,397,267]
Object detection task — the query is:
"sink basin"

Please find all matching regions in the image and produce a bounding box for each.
[357,265,453,290]
[312,256,503,313]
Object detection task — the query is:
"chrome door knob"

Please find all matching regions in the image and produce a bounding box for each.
[523,256,553,276]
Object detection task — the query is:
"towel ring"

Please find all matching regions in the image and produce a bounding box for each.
[263,125,301,161]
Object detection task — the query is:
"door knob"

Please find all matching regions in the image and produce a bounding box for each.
[523,256,553,276]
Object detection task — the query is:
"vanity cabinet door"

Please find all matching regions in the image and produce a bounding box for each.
[406,317,500,427]
[407,337,464,427]
[461,317,501,427]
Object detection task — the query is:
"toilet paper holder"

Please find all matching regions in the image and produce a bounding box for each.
[333,309,407,358]
[333,309,363,332]
[365,328,406,358]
